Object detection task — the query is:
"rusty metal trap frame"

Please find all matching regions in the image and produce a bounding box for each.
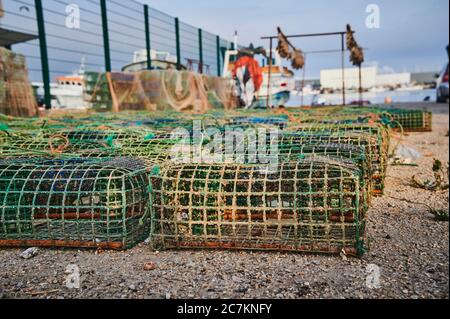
[150,158,368,256]
[277,132,387,195]
[0,157,152,250]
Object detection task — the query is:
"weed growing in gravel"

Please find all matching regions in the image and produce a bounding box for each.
[412,159,449,191]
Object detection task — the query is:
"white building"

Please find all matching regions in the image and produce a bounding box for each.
[320,66,411,90]
[375,72,411,87]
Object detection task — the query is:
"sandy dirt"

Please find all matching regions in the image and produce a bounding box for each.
[0,103,448,299]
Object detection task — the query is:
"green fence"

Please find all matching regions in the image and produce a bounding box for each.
[0,0,236,109]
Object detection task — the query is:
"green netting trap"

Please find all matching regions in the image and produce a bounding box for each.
[150,158,368,256]
[384,109,432,132]
[285,123,391,156]
[272,106,432,132]
[0,136,116,159]
[116,139,183,165]
[279,132,387,196]
[49,129,154,143]
[0,157,152,250]
[212,135,372,197]
[277,143,372,198]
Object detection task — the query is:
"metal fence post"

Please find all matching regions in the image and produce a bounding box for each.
[34,0,51,109]
[216,36,221,77]
[175,17,181,70]
[198,28,203,73]
[100,0,111,72]
[144,5,151,70]
[341,33,346,106]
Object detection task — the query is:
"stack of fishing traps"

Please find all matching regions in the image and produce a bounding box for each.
[149,122,384,256]
[0,105,428,256]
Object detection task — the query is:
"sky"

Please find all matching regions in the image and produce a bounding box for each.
[2,0,448,81]
[139,0,449,78]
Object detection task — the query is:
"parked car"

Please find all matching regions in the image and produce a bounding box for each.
[436,63,449,103]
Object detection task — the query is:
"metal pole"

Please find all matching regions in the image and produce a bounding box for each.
[216,36,221,77]
[301,53,307,107]
[100,0,111,72]
[144,4,151,70]
[341,33,346,106]
[266,38,273,108]
[359,64,363,106]
[262,31,351,39]
[34,0,51,109]
[175,17,181,70]
[198,28,203,74]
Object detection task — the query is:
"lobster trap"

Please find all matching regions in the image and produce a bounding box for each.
[116,136,188,165]
[286,123,391,156]
[385,109,433,132]
[218,134,372,196]
[0,135,116,159]
[0,157,152,249]
[51,129,155,143]
[229,116,288,129]
[151,158,368,256]
[279,132,387,195]
[274,106,432,133]
[277,143,372,196]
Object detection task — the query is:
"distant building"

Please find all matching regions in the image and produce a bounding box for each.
[320,66,411,90]
[411,72,438,85]
[295,79,321,90]
[375,72,411,87]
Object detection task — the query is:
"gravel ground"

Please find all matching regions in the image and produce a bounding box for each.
[0,103,448,300]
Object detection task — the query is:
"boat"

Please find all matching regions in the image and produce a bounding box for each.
[298,84,321,96]
[369,86,388,93]
[122,49,186,72]
[396,84,425,92]
[222,48,295,109]
[33,58,87,109]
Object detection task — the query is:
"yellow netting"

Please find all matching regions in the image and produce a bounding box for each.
[89,69,237,114]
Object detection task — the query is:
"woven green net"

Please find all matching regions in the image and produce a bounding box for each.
[151,158,368,256]
[279,132,387,195]
[0,157,152,249]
